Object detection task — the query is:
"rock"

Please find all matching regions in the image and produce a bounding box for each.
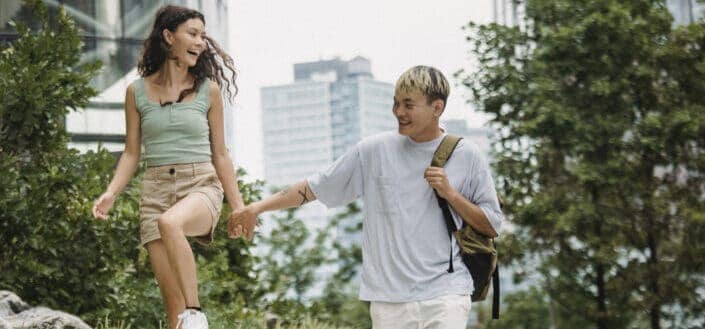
[0,316,12,329]
[0,291,91,329]
[0,291,30,317]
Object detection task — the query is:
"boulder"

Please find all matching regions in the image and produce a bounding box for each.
[0,291,91,329]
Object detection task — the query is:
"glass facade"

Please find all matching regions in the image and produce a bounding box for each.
[262,57,395,186]
[667,0,705,25]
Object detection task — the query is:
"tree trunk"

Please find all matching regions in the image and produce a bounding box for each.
[593,188,608,329]
[647,229,661,329]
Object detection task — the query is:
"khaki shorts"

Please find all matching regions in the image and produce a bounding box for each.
[139,162,224,247]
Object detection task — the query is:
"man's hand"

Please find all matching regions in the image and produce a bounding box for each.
[228,204,259,241]
[424,166,457,200]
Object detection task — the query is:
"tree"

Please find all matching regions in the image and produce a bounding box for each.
[474,287,552,329]
[459,0,705,328]
[0,0,137,319]
[311,202,370,329]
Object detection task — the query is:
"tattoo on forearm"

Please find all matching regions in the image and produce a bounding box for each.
[298,187,311,205]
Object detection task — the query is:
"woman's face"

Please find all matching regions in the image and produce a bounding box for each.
[164,18,207,67]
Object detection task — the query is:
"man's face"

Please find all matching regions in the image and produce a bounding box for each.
[392,89,442,140]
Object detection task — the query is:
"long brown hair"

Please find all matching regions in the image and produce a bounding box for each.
[137,5,237,104]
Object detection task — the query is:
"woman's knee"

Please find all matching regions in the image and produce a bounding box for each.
[157,213,182,237]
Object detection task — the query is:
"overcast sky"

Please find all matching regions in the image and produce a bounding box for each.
[227,0,495,179]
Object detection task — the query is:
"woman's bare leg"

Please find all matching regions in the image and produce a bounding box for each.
[147,240,185,329]
[157,195,213,309]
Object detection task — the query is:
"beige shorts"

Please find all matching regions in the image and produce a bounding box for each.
[139,162,224,247]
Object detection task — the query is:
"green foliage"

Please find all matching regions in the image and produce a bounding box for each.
[0,0,137,319]
[258,201,369,328]
[474,287,552,329]
[460,0,705,328]
[0,0,99,155]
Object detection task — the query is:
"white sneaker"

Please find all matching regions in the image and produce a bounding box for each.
[176,309,208,329]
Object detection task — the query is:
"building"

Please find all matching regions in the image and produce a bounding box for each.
[442,119,494,157]
[260,57,396,295]
[261,56,396,187]
[492,0,523,27]
[1,0,233,153]
[667,0,705,24]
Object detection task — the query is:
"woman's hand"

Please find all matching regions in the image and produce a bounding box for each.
[228,204,259,241]
[92,192,116,220]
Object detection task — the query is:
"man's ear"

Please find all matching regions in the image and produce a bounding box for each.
[432,99,445,117]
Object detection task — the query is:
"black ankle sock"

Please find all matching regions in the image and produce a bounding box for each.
[186,306,202,312]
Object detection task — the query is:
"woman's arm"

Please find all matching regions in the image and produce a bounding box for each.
[207,81,245,212]
[92,84,141,219]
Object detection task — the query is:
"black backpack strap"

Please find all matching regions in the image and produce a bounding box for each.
[492,262,500,319]
[431,135,462,273]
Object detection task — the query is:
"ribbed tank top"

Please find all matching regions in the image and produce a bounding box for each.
[133,78,212,167]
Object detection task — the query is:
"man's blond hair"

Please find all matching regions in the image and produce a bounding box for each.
[395,66,450,109]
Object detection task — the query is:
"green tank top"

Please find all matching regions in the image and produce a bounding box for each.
[134,78,213,167]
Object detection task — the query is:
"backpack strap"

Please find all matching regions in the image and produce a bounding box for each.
[433,134,501,319]
[431,134,462,168]
[492,253,500,319]
[431,134,462,273]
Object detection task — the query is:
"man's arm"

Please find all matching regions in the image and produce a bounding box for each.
[425,166,500,238]
[446,191,498,238]
[227,180,317,240]
[256,180,317,213]
[229,143,364,241]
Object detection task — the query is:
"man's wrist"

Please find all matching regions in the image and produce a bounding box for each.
[250,201,265,215]
[447,190,463,204]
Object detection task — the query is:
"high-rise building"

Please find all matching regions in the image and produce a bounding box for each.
[442,119,494,157]
[260,57,396,297]
[261,56,396,186]
[1,0,233,154]
[667,0,704,24]
[492,0,522,27]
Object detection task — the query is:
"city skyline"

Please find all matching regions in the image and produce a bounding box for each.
[228,0,497,180]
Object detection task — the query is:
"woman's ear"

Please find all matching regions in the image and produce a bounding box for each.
[162,29,174,47]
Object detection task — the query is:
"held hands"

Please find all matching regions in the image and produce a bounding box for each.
[92,192,116,220]
[424,166,457,200]
[228,204,259,241]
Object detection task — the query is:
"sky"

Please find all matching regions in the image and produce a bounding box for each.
[226,0,495,180]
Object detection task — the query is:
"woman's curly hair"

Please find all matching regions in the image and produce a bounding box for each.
[137,5,237,104]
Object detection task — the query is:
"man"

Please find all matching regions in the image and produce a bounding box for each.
[229,66,503,328]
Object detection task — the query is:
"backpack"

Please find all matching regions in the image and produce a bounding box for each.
[431,134,500,319]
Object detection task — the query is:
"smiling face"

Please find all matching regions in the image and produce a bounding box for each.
[392,66,450,142]
[163,18,207,67]
[393,89,444,142]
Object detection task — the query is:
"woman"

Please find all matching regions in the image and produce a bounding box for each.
[91,5,246,329]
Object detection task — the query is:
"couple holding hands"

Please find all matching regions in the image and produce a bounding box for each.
[92,5,503,329]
